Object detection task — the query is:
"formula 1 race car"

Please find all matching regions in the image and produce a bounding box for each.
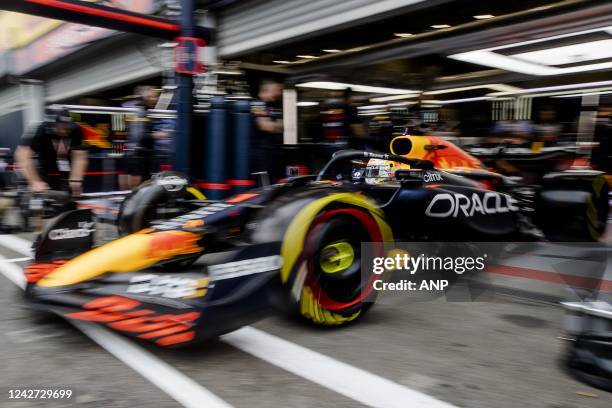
[24,149,609,347]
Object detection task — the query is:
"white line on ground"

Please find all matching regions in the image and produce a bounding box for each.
[0,234,33,256]
[0,249,234,408]
[72,321,234,408]
[222,326,457,408]
[0,254,26,289]
[0,256,32,263]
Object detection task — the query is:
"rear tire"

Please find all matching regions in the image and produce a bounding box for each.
[536,175,608,242]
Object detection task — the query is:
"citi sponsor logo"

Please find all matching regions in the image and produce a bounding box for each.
[425,192,518,218]
[423,172,443,183]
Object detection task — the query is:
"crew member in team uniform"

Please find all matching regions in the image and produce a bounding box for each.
[16,107,88,196]
[252,79,284,181]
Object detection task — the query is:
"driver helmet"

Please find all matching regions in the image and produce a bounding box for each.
[364,159,409,185]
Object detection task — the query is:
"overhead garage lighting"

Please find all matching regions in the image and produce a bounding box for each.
[296,81,419,95]
[322,49,342,53]
[496,87,612,99]
[513,39,612,66]
[435,96,493,104]
[489,80,612,96]
[553,90,612,98]
[449,25,612,75]
[431,24,451,29]
[370,94,419,102]
[296,101,320,106]
[389,101,417,107]
[451,50,557,75]
[419,97,492,104]
[358,110,388,116]
[358,104,387,110]
[451,49,612,76]
[213,70,242,75]
[424,83,521,95]
[272,60,292,64]
[296,55,319,59]
[394,33,413,38]
[473,14,495,20]
[369,84,520,102]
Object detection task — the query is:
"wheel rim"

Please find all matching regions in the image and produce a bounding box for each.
[319,240,355,274]
[307,209,377,306]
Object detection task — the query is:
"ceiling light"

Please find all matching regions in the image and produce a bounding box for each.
[296,81,419,95]
[489,80,612,96]
[435,96,493,104]
[394,33,413,38]
[389,101,417,107]
[513,39,612,66]
[449,25,612,75]
[322,49,342,53]
[369,84,520,102]
[424,84,521,95]
[451,50,555,75]
[503,87,612,99]
[431,24,451,29]
[418,98,489,105]
[272,60,292,64]
[296,101,320,106]
[358,111,388,116]
[492,25,612,49]
[296,55,319,59]
[370,94,419,102]
[213,70,242,75]
[358,104,387,110]
[473,14,494,19]
[554,90,612,98]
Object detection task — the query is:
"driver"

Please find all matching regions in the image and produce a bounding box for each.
[361,159,410,185]
[15,106,88,196]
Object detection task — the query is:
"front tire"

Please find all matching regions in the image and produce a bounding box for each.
[284,204,392,326]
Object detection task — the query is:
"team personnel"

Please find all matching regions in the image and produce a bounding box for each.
[15,107,88,196]
[126,86,173,188]
[252,79,284,180]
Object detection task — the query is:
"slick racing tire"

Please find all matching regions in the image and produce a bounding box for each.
[279,195,393,326]
[536,174,609,242]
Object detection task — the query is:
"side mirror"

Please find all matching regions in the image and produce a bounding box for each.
[395,170,423,186]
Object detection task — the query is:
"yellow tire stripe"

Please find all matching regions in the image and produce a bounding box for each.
[299,286,361,325]
[280,193,392,283]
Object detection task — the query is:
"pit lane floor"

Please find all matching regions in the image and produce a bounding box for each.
[0,229,611,408]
